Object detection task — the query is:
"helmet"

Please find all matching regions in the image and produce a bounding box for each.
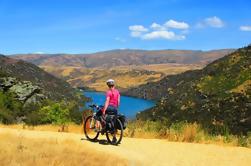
[106,79,115,86]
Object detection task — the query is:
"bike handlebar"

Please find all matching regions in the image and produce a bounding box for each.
[88,104,97,108]
[88,104,103,110]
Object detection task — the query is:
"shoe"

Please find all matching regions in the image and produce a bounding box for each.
[112,137,117,144]
[100,127,106,135]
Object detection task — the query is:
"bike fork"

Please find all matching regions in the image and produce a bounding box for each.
[89,117,94,129]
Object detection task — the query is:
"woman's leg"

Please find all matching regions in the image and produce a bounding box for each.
[95,110,103,130]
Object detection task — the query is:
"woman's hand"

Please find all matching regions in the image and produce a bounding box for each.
[102,108,106,115]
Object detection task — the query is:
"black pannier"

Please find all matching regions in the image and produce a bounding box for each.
[117,114,127,130]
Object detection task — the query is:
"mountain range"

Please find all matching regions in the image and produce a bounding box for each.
[12,49,234,67]
[11,49,234,91]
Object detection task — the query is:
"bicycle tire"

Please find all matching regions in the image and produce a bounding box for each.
[84,115,99,141]
[106,118,123,145]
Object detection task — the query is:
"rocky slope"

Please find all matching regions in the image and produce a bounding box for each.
[0,55,77,104]
[125,45,251,134]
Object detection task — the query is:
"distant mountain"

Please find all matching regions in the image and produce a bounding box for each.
[125,45,251,134]
[11,49,234,68]
[0,55,77,102]
[41,64,203,92]
[10,49,234,91]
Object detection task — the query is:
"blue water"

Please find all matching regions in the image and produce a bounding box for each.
[84,91,155,118]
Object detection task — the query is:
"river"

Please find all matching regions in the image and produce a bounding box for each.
[84,91,155,118]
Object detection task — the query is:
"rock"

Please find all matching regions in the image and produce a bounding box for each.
[24,93,46,107]
[0,77,17,90]
[9,81,41,101]
[0,76,46,105]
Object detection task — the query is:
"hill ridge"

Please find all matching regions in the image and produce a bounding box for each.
[125,45,251,134]
[10,49,234,68]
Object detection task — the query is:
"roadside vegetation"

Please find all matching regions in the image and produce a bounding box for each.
[1,120,250,148]
[124,120,251,148]
[0,91,84,131]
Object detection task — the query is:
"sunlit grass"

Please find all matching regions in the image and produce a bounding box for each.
[0,127,127,166]
[124,120,251,148]
[0,123,83,134]
[1,121,250,148]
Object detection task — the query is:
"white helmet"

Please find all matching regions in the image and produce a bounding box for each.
[106,79,115,86]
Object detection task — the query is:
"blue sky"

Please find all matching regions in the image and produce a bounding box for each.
[0,0,251,54]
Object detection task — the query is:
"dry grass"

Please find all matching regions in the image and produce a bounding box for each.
[128,63,203,73]
[1,122,250,148]
[125,121,251,148]
[182,123,198,142]
[41,63,203,91]
[0,124,83,134]
[0,128,127,166]
[1,126,251,166]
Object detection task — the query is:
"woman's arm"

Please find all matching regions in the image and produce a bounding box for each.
[102,96,110,115]
[118,94,120,107]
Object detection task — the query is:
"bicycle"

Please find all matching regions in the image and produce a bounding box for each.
[83,104,123,145]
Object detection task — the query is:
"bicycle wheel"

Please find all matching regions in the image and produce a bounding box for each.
[84,115,99,141]
[106,118,123,145]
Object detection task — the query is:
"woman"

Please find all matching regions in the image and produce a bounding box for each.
[96,79,120,132]
[102,79,120,116]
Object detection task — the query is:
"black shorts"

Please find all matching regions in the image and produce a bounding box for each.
[106,105,118,115]
[96,105,118,120]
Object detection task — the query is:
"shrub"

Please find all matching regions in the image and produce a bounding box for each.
[0,91,22,124]
[39,102,71,131]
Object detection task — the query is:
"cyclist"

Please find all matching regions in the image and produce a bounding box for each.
[96,79,120,142]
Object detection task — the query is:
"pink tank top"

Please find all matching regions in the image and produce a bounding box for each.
[106,89,120,108]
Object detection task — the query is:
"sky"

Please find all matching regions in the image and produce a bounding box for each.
[0,0,251,54]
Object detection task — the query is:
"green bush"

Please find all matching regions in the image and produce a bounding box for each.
[0,87,85,126]
[0,91,22,124]
[39,102,71,125]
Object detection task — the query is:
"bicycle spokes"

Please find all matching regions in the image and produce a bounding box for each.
[84,116,99,141]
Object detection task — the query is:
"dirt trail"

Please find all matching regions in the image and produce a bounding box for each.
[1,127,251,166]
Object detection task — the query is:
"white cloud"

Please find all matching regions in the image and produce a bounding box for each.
[150,22,166,31]
[240,25,251,31]
[164,19,189,29]
[130,31,143,37]
[129,25,148,32]
[205,16,224,28]
[129,25,148,37]
[129,19,189,41]
[142,30,185,40]
[197,16,224,28]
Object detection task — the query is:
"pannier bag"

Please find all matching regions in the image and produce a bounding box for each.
[117,114,127,130]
